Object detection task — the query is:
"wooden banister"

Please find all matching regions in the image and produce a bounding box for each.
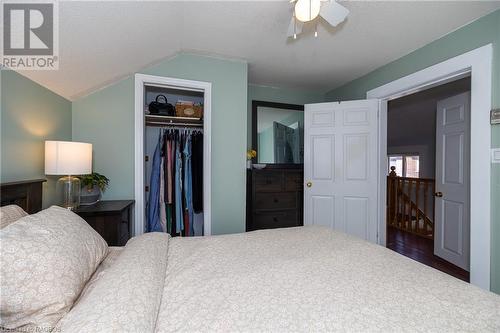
[387,167,435,239]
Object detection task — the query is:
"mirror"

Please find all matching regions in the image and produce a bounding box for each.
[252,101,304,165]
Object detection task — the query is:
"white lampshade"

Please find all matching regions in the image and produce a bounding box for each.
[45,141,92,175]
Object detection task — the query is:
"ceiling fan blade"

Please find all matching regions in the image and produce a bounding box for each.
[287,16,303,38]
[320,1,349,27]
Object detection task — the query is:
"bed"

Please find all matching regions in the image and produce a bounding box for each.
[1,205,499,332]
[0,179,45,214]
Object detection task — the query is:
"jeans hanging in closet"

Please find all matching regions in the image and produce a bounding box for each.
[183,135,194,236]
[166,138,173,234]
[147,134,163,233]
[159,156,167,232]
[175,138,183,233]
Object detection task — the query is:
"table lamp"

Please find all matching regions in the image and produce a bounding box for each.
[45,141,92,210]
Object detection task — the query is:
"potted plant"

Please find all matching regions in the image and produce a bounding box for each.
[78,172,110,205]
[246,149,257,169]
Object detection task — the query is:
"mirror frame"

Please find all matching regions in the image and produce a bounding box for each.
[251,100,305,169]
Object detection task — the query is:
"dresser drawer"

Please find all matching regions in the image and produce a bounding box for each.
[252,210,298,230]
[285,171,303,191]
[247,169,304,232]
[253,171,283,192]
[254,192,297,210]
[119,218,130,246]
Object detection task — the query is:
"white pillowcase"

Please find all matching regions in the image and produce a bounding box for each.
[0,206,108,331]
[0,205,28,229]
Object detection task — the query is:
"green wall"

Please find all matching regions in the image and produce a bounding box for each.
[325,9,500,293]
[72,54,248,235]
[247,84,324,148]
[0,70,72,207]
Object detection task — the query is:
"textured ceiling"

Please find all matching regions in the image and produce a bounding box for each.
[14,1,500,100]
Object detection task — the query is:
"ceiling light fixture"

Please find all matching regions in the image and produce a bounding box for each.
[295,0,321,23]
[287,0,350,39]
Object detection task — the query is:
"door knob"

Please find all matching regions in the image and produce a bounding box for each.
[306,181,312,188]
[435,192,443,197]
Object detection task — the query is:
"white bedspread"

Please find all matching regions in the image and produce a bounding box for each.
[62,226,500,332]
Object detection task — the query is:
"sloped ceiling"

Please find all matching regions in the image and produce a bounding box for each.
[14,1,500,100]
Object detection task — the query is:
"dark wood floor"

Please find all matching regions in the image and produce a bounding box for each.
[386,226,469,282]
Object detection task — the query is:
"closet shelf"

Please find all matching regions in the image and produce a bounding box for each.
[145,114,203,127]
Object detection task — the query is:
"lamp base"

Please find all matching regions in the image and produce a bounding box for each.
[56,176,81,210]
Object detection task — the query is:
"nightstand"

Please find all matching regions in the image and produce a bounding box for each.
[73,200,134,246]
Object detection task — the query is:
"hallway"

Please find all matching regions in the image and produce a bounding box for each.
[386,227,469,282]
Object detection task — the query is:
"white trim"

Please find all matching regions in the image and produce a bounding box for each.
[377,101,388,247]
[134,74,212,236]
[368,44,492,290]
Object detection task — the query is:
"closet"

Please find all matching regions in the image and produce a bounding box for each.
[139,78,210,237]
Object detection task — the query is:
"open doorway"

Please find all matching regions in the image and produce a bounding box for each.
[385,77,471,282]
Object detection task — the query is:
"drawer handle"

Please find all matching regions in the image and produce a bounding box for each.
[273,217,278,222]
[273,198,279,203]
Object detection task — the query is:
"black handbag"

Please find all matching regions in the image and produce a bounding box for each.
[148,95,175,116]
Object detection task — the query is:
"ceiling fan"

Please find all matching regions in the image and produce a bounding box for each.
[287,0,349,39]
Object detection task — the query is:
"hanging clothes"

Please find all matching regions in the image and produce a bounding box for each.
[175,135,184,233]
[193,212,203,236]
[192,132,203,213]
[166,135,173,234]
[147,127,203,237]
[159,152,167,232]
[166,136,173,204]
[147,134,163,233]
[170,133,177,236]
[183,134,194,236]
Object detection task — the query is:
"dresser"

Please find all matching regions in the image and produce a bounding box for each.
[74,200,134,246]
[247,169,303,231]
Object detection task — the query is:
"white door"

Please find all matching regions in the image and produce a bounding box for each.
[304,100,379,243]
[434,92,470,271]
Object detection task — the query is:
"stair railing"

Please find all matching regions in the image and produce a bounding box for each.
[387,166,435,239]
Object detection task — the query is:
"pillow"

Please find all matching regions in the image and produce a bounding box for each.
[57,233,169,332]
[0,205,28,229]
[0,206,108,331]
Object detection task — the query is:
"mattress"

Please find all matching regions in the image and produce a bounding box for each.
[59,226,500,332]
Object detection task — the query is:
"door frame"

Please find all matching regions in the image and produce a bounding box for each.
[134,74,212,237]
[367,44,492,290]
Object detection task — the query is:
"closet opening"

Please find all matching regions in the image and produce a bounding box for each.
[134,74,212,237]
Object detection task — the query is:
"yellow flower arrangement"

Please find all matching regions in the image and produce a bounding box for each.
[246,149,257,160]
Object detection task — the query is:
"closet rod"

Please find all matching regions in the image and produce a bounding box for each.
[146,121,203,128]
